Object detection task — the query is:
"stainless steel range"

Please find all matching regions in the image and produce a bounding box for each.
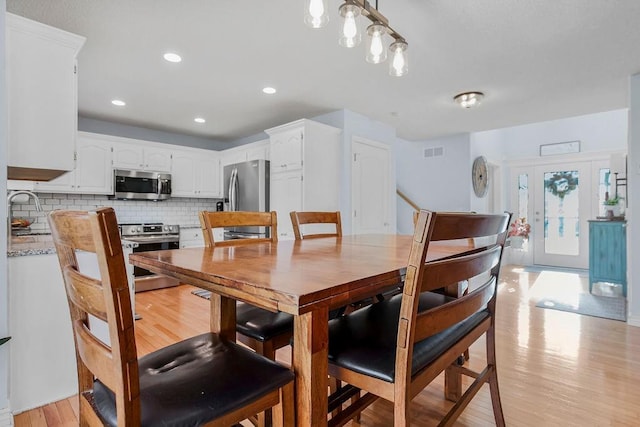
[119,223,180,292]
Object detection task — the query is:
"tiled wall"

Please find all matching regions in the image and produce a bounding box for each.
[10,193,222,233]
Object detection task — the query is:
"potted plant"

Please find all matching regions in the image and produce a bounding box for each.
[603,196,622,217]
[508,217,530,249]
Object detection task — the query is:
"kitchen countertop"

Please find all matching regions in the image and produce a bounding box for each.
[7,234,139,257]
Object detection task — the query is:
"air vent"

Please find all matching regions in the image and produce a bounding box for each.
[424,147,444,158]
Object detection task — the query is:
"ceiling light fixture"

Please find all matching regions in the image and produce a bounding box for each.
[262,87,277,95]
[304,0,329,29]
[194,117,206,123]
[308,0,408,77]
[163,52,182,63]
[111,99,126,107]
[454,92,484,108]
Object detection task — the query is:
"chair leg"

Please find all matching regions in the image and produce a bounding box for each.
[444,365,462,402]
[251,340,277,427]
[393,398,410,427]
[486,326,506,427]
[272,381,295,427]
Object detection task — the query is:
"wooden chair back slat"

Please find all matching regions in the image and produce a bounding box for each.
[62,266,108,321]
[290,211,342,240]
[48,208,141,426]
[199,211,278,247]
[74,321,118,391]
[419,245,502,293]
[429,213,510,241]
[414,277,497,341]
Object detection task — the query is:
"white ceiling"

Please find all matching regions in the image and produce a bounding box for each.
[7,0,640,143]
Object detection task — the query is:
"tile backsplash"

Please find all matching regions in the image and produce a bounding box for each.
[10,193,222,233]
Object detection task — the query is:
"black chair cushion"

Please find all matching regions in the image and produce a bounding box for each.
[93,332,294,427]
[236,302,294,342]
[328,293,489,383]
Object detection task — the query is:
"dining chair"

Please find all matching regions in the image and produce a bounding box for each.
[199,210,292,358]
[48,207,294,427]
[199,210,291,427]
[290,211,342,240]
[327,210,511,426]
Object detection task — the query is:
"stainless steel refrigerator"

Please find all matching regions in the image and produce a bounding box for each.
[223,159,270,239]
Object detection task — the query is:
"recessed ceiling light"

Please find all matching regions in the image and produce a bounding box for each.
[453,91,484,108]
[111,99,126,107]
[163,52,182,63]
[194,117,206,124]
[262,87,277,95]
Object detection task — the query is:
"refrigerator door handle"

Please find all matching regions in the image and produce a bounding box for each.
[229,168,238,211]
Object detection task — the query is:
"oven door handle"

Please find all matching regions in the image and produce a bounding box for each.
[127,237,180,245]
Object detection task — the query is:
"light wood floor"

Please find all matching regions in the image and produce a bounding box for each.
[13,265,640,426]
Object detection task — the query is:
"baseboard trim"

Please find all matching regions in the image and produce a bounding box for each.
[627,313,640,327]
[0,408,14,426]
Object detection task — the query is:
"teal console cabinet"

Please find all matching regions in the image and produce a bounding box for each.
[588,220,627,296]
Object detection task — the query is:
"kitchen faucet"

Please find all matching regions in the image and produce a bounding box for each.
[7,190,43,237]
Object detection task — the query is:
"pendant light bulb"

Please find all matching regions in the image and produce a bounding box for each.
[389,40,408,77]
[304,0,329,29]
[366,23,387,64]
[339,2,362,48]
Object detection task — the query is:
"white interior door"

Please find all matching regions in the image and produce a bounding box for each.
[533,162,592,268]
[351,137,392,234]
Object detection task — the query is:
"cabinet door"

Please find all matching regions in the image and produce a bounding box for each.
[197,154,221,198]
[144,148,172,172]
[221,147,247,167]
[112,143,145,170]
[589,222,626,285]
[171,151,198,197]
[270,171,303,240]
[270,128,303,173]
[246,140,269,162]
[180,228,205,248]
[7,14,84,175]
[75,139,113,194]
[34,170,75,193]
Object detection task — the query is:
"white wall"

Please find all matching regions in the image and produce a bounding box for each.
[394,133,471,235]
[628,74,640,326]
[1,0,10,415]
[474,109,629,213]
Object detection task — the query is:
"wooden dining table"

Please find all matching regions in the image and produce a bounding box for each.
[129,234,469,426]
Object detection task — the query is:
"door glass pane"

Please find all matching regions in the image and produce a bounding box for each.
[517,173,529,219]
[543,171,579,256]
[598,168,612,217]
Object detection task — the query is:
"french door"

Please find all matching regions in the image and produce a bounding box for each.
[533,162,592,268]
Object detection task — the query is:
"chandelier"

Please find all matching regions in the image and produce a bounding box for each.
[304,0,408,77]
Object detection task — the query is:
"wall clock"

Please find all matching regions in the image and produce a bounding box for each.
[472,156,489,198]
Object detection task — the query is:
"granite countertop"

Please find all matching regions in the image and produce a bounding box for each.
[7,234,139,257]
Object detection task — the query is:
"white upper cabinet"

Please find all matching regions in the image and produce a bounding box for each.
[172,149,221,198]
[34,133,113,194]
[6,13,86,181]
[266,119,341,240]
[112,141,172,172]
[269,130,303,173]
[221,139,270,166]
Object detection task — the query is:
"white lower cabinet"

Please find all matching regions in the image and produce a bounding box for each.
[172,149,221,198]
[180,227,223,247]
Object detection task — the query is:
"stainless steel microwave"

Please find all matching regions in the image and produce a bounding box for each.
[112,169,172,201]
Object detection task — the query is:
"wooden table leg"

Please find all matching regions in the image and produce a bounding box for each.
[293,308,329,427]
[210,293,236,342]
